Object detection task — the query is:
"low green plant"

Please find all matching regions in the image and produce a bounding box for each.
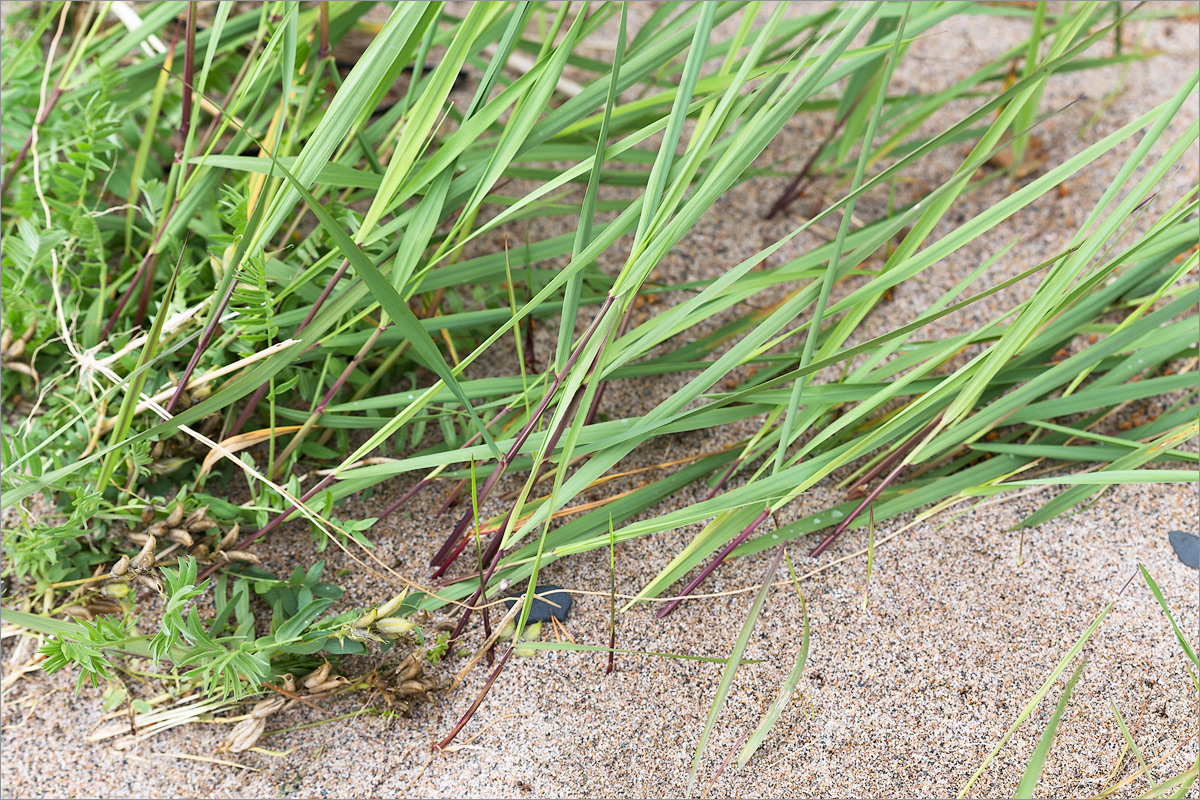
[0,0,1195,766]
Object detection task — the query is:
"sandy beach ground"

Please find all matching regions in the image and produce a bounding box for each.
[2,3,1198,798]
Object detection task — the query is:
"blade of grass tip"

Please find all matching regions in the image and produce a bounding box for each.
[95,240,188,494]
[556,3,626,374]
[689,547,784,798]
[737,550,810,770]
[1112,702,1157,791]
[958,570,1138,797]
[1139,565,1199,672]
[607,512,617,675]
[1014,658,1087,799]
[861,504,875,610]
[469,459,495,665]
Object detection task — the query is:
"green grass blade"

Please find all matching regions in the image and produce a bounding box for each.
[737,552,810,770]
[1014,658,1087,799]
[689,547,784,797]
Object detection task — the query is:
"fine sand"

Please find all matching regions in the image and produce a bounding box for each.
[2,4,1198,799]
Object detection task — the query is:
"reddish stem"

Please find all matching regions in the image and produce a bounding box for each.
[811,462,905,557]
[195,473,336,582]
[656,509,771,619]
[0,87,63,200]
[845,414,942,499]
[433,645,513,751]
[430,295,616,569]
[226,259,352,438]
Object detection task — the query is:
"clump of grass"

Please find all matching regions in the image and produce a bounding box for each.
[0,0,1195,768]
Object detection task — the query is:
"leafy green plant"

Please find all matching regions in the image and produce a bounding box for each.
[0,0,1195,767]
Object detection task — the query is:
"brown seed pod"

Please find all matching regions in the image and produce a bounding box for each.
[86,599,123,616]
[280,673,296,693]
[189,543,211,560]
[131,535,157,571]
[127,532,151,546]
[400,680,426,695]
[146,521,168,539]
[217,550,260,564]
[249,695,287,719]
[216,523,240,551]
[165,501,184,529]
[135,574,163,593]
[141,506,157,527]
[302,661,332,689]
[306,676,349,695]
[110,555,130,577]
[395,654,423,683]
[63,605,93,621]
[224,717,266,753]
[166,528,194,547]
[185,508,217,533]
[0,328,12,354]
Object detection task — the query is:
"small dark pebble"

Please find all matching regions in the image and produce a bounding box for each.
[1168,530,1199,569]
[502,584,573,623]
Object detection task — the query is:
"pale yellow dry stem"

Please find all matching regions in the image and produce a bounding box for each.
[95,340,301,435]
[150,751,261,771]
[449,602,522,693]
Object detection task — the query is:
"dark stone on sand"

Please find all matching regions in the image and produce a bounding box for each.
[1168,530,1199,569]
[502,584,573,623]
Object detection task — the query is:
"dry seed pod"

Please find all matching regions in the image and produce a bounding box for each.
[127,531,150,546]
[135,573,163,593]
[216,523,239,551]
[307,676,348,694]
[185,508,216,532]
[6,338,25,359]
[225,716,266,753]
[0,328,12,354]
[86,599,122,616]
[249,695,287,719]
[110,555,130,577]
[399,680,426,695]
[302,661,332,689]
[131,535,157,571]
[395,654,423,683]
[165,501,184,528]
[281,673,296,693]
[146,521,168,539]
[217,550,260,564]
[62,605,93,621]
[166,528,194,547]
[190,543,211,560]
[140,506,157,527]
